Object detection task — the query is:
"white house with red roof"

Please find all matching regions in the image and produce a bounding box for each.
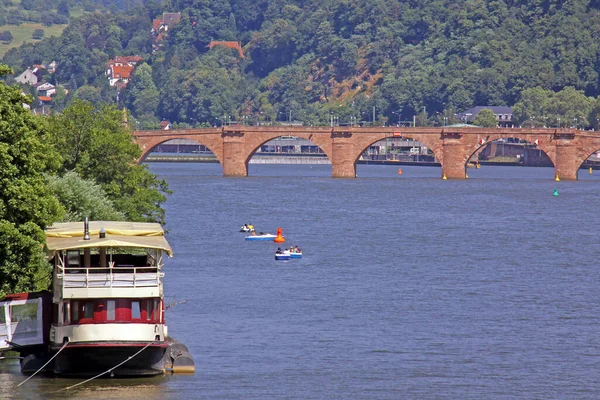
[106,56,143,87]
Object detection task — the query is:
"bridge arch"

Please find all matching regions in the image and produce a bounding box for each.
[243,133,332,164]
[465,135,556,175]
[241,133,332,176]
[335,133,443,178]
[215,126,336,176]
[443,132,557,179]
[134,131,224,165]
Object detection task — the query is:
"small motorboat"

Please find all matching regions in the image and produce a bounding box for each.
[240,225,252,232]
[245,233,278,241]
[275,250,291,260]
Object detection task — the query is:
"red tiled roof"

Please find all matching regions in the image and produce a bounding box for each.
[208,41,245,58]
[153,19,163,31]
[38,96,52,102]
[112,65,135,79]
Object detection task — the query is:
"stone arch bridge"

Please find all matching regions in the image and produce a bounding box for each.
[133,126,600,179]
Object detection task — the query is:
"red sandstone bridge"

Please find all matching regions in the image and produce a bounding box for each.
[133,126,600,179]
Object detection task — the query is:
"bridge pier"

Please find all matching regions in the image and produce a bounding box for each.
[222,137,248,177]
[331,140,357,178]
[441,142,468,179]
[554,141,579,180]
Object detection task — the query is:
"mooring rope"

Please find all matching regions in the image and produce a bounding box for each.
[17,341,69,387]
[59,341,155,391]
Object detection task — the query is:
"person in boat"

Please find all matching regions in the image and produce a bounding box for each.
[251,229,256,235]
[295,245,301,253]
[248,223,254,230]
[276,247,282,254]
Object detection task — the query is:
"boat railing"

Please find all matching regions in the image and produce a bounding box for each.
[57,265,164,289]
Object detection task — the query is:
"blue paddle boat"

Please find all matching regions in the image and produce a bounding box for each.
[275,250,291,260]
[245,233,278,241]
[290,250,303,259]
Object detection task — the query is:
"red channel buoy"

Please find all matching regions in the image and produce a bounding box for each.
[274,227,285,243]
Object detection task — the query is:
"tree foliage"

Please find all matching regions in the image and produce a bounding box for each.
[46,100,170,224]
[0,31,13,43]
[512,86,594,128]
[46,171,125,222]
[473,109,498,128]
[6,0,600,126]
[123,62,159,119]
[32,28,45,40]
[0,64,62,297]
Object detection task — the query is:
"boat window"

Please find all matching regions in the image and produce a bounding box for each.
[63,302,70,325]
[131,301,141,319]
[67,250,80,268]
[0,305,5,324]
[145,300,153,321]
[72,301,79,322]
[83,301,94,319]
[107,300,115,321]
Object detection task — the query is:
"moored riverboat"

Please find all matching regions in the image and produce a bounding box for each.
[0,219,194,377]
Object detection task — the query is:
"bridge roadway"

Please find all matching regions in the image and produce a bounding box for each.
[133,125,600,179]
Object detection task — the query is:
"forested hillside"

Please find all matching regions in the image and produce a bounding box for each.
[4,0,600,128]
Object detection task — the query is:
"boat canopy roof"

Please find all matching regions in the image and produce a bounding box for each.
[45,221,173,257]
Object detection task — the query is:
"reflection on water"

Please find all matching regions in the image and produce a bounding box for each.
[2,358,175,400]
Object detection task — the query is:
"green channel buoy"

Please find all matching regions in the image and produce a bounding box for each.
[553,189,559,196]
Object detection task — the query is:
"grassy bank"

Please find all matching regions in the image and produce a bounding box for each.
[0,23,67,58]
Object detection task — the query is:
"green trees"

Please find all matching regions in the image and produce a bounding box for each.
[0,31,13,43]
[6,0,600,126]
[512,87,594,128]
[473,109,499,128]
[32,28,45,40]
[123,63,159,119]
[46,100,170,224]
[0,65,62,296]
[157,49,252,126]
[46,171,124,222]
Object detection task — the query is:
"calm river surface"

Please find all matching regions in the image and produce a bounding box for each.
[3,163,600,399]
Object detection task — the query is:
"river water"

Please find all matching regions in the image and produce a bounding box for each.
[3,163,600,399]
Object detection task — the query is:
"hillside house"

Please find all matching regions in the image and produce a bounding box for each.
[160,120,172,130]
[14,69,39,85]
[151,12,182,52]
[456,106,514,128]
[107,65,135,86]
[152,12,181,34]
[106,56,142,87]
[47,61,57,73]
[35,82,56,97]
